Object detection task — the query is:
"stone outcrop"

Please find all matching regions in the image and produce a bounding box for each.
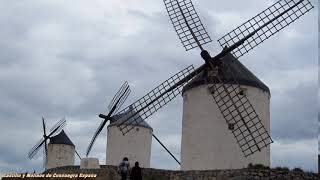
[80,158,100,169]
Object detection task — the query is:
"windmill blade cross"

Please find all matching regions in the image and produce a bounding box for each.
[163,0,212,51]
[103,80,181,164]
[28,117,68,163]
[28,118,48,159]
[217,0,314,58]
[117,65,200,135]
[159,0,313,159]
[86,81,131,157]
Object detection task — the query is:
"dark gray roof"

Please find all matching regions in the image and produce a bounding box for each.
[182,52,270,94]
[49,130,75,147]
[108,106,153,130]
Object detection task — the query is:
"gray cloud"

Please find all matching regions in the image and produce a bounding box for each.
[272,81,317,141]
[0,0,318,173]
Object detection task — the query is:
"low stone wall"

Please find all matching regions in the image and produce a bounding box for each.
[3,165,319,180]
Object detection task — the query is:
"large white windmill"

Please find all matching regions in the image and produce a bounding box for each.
[162,0,314,170]
[105,0,314,171]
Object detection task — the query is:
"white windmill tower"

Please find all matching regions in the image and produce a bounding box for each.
[106,106,153,168]
[46,130,76,169]
[180,53,270,170]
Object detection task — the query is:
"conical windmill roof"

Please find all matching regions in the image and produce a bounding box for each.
[49,130,75,147]
[182,52,270,94]
[108,106,153,130]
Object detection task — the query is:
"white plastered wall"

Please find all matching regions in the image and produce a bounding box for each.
[181,84,270,170]
[106,125,152,168]
[46,144,75,169]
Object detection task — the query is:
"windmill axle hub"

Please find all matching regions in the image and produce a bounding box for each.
[98,114,109,119]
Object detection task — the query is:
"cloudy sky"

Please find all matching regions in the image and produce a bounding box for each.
[0,0,318,173]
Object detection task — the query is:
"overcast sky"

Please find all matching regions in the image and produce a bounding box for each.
[0,0,318,173]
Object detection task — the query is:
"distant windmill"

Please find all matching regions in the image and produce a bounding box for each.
[86,81,180,167]
[102,0,314,169]
[86,81,131,157]
[28,117,81,169]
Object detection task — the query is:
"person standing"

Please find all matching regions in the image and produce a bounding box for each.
[118,157,130,180]
[130,161,142,180]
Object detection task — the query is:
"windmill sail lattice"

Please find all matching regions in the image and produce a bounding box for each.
[163,0,212,51]
[49,118,66,135]
[107,81,131,115]
[217,0,314,58]
[118,65,196,134]
[28,138,46,159]
[86,118,108,156]
[207,62,273,157]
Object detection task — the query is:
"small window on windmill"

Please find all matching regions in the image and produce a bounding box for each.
[239,87,247,96]
[136,127,139,132]
[228,123,235,131]
[208,85,215,95]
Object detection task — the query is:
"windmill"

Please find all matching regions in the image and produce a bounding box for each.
[28,117,66,168]
[28,117,81,169]
[86,81,181,167]
[103,0,314,168]
[86,81,131,157]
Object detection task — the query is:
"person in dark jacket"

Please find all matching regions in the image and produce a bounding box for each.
[130,161,142,180]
